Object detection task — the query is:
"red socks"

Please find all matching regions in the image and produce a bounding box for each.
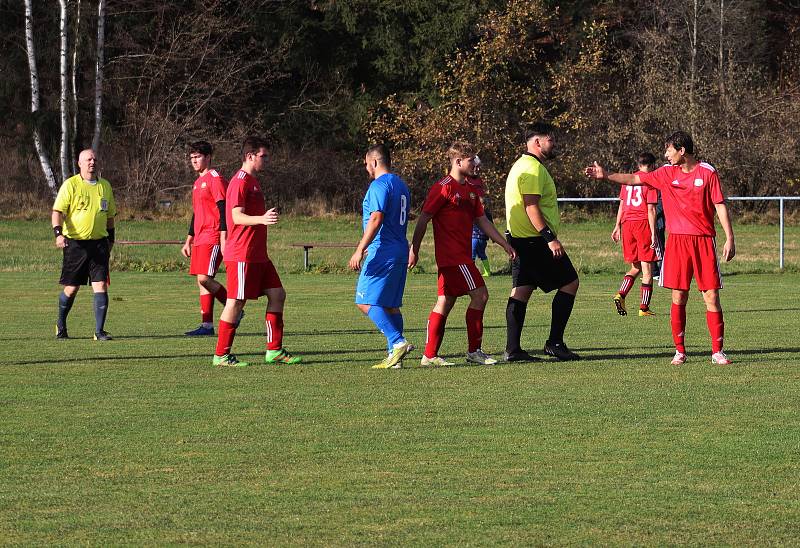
[618,275,635,297]
[266,312,284,351]
[640,283,652,310]
[671,303,686,353]
[706,311,724,353]
[424,311,447,358]
[215,320,236,356]
[200,293,214,324]
[466,307,484,353]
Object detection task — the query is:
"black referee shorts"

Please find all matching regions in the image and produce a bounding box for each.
[60,238,110,286]
[507,233,578,293]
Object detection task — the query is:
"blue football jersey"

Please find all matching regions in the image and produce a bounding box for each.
[362,173,410,260]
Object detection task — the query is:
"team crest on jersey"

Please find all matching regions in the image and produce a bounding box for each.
[694,179,704,187]
[201,182,207,188]
[469,192,476,200]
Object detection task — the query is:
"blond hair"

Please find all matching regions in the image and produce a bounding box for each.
[447,141,476,161]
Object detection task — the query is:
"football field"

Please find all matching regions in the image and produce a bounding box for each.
[2,268,800,544]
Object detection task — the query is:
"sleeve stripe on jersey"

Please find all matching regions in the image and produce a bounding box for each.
[210,169,219,177]
[699,162,716,172]
[237,171,246,179]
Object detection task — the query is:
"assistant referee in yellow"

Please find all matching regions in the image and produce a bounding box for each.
[52,149,117,340]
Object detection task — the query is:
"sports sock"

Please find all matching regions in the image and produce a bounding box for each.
[424,311,447,358]
[93,292,109,333]
[466,307,484,353]
[57,291,76,329]
[200,293,214,324]
[549,290,575,344]
[480,259,491,276]
[640,283,653,310]
[387,311,405,351]
[618,274,635,297]
[505,297,527,353]
[215,320,236,356]
[706,310,724,353]
[368,306,404,351]
[265,311,284,351]
[671,303,687,353]
[214,286,227,306]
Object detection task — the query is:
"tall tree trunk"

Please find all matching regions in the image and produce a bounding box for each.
[24,0,58,195]
[92,0,106,152]
[59,0,69,180]
[71,0,82,168]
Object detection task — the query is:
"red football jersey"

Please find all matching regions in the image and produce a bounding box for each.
[192,169,228,245]
[422,175,485,267]
[225,170,268,263]
[638,163,725,236]
[619,172,658,223]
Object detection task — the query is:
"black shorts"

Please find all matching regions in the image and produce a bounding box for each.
[60,238,110,286]
[507,233,578,292]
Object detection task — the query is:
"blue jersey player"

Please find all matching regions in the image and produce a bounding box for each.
[349,144,413,369]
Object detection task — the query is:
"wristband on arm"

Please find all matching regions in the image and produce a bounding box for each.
[53,225,63,238]
[107,227,115,244]
[538,225,556,243]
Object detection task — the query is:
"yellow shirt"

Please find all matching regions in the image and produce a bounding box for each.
[53,175,117,240]
[504,153,560,238]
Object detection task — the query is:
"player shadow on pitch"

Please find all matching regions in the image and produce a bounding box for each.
[9,353,204,366]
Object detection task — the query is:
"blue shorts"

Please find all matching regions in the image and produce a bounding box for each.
[355,256,407,308]
[472,238,488,260]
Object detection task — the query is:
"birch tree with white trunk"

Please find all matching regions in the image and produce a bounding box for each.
[59,0,70,180]
[24,0,59,195]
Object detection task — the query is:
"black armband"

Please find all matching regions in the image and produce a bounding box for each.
[53,225,63,238]
[107,227,115,244]
[538,225,556,243]
[188,214,195,237]
[216,200,227,231]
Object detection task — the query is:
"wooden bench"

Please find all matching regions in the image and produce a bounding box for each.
[290,242,354,270]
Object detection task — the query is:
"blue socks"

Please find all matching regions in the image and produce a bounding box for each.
[367,306,405,351]
[94,292,109,333]
[57,291,76,329]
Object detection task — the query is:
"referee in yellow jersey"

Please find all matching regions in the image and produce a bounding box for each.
[504,123,580,361]
[52,149,117,340]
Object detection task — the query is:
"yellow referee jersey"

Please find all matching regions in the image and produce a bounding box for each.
[505,153,560,238]
[53,175,117,240]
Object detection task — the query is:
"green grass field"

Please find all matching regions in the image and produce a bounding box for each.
[2,218,800,545]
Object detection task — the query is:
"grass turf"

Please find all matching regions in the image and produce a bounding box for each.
[2,265,800,544]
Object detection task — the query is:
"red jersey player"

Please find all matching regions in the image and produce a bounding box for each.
[409,142,516,366]
[586,131,736,366]
[611,152,661,317]
[181,141,229,336]
[212,136,301,367]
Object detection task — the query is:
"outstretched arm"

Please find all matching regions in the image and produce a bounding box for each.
[585,162,640,186]
[715,202,736,261]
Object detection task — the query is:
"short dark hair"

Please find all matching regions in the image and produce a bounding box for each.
[525,122,555,142]
[637,152,656,169]
[190,141,213,156]
[242,136,269,160]
[665,131,694,155]
[366,144,391,168]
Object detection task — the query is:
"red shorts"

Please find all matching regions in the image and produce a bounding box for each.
[622,220,659,263]
[437,263,486,296]
[189,244,222,276]
[225,260,282,301]
[660,234,722,291]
